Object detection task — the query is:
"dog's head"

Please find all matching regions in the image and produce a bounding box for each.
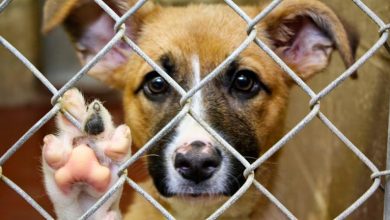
[44,0,357,202]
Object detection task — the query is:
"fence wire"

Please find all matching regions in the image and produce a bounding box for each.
[0,0,390,219]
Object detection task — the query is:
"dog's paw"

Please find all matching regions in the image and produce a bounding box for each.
[42,89,131,220]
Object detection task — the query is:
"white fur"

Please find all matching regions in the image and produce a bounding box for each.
[191,55,204,117]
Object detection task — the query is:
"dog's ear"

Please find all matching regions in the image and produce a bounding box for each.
[263,0,358,82]
[43,0,157,88]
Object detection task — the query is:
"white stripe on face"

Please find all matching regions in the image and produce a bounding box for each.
[191,55,204,117]
[165,54,210,158]
[163,55,228,194]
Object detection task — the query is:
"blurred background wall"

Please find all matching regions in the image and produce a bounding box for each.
[0,1,121,219]
[274,1,390,219]
[0,0,389,219]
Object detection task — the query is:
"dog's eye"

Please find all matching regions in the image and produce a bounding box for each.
[230,70,262,99]
[143,71,170,100]
[234,73,254,92]
[148,76,168,93]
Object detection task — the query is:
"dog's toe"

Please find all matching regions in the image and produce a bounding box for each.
[43,134,71,170]
[61,88,87,122]
[104,125,132,162]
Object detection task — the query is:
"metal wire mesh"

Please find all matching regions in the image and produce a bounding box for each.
[1,0,390,219]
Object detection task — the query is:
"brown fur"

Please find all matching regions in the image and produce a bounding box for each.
[43,0,357,219]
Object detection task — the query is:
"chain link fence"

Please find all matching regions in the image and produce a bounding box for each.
[1,0,390,219]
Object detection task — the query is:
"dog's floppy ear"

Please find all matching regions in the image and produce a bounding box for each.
[263,0,358,82]
[43,0,157,88]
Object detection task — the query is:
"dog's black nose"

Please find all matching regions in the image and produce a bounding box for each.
[174,141,222,184]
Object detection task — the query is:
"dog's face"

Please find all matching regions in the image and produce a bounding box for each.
[122,5,291,198]
[44,0,357,202]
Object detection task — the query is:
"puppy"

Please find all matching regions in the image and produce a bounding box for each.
[42,0,358,219]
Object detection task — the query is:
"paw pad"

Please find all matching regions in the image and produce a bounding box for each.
[54,145,111,193]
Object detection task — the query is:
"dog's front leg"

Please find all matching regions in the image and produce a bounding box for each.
[42,89,131,220]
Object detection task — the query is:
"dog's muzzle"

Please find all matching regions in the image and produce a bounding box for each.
[174,141,222,184]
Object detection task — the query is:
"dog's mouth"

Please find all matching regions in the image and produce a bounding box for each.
[168,191,228,198]
[167,192,229,204]
[163,180,232,199]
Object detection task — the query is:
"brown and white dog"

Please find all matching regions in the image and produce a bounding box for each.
[41,0,358,219]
